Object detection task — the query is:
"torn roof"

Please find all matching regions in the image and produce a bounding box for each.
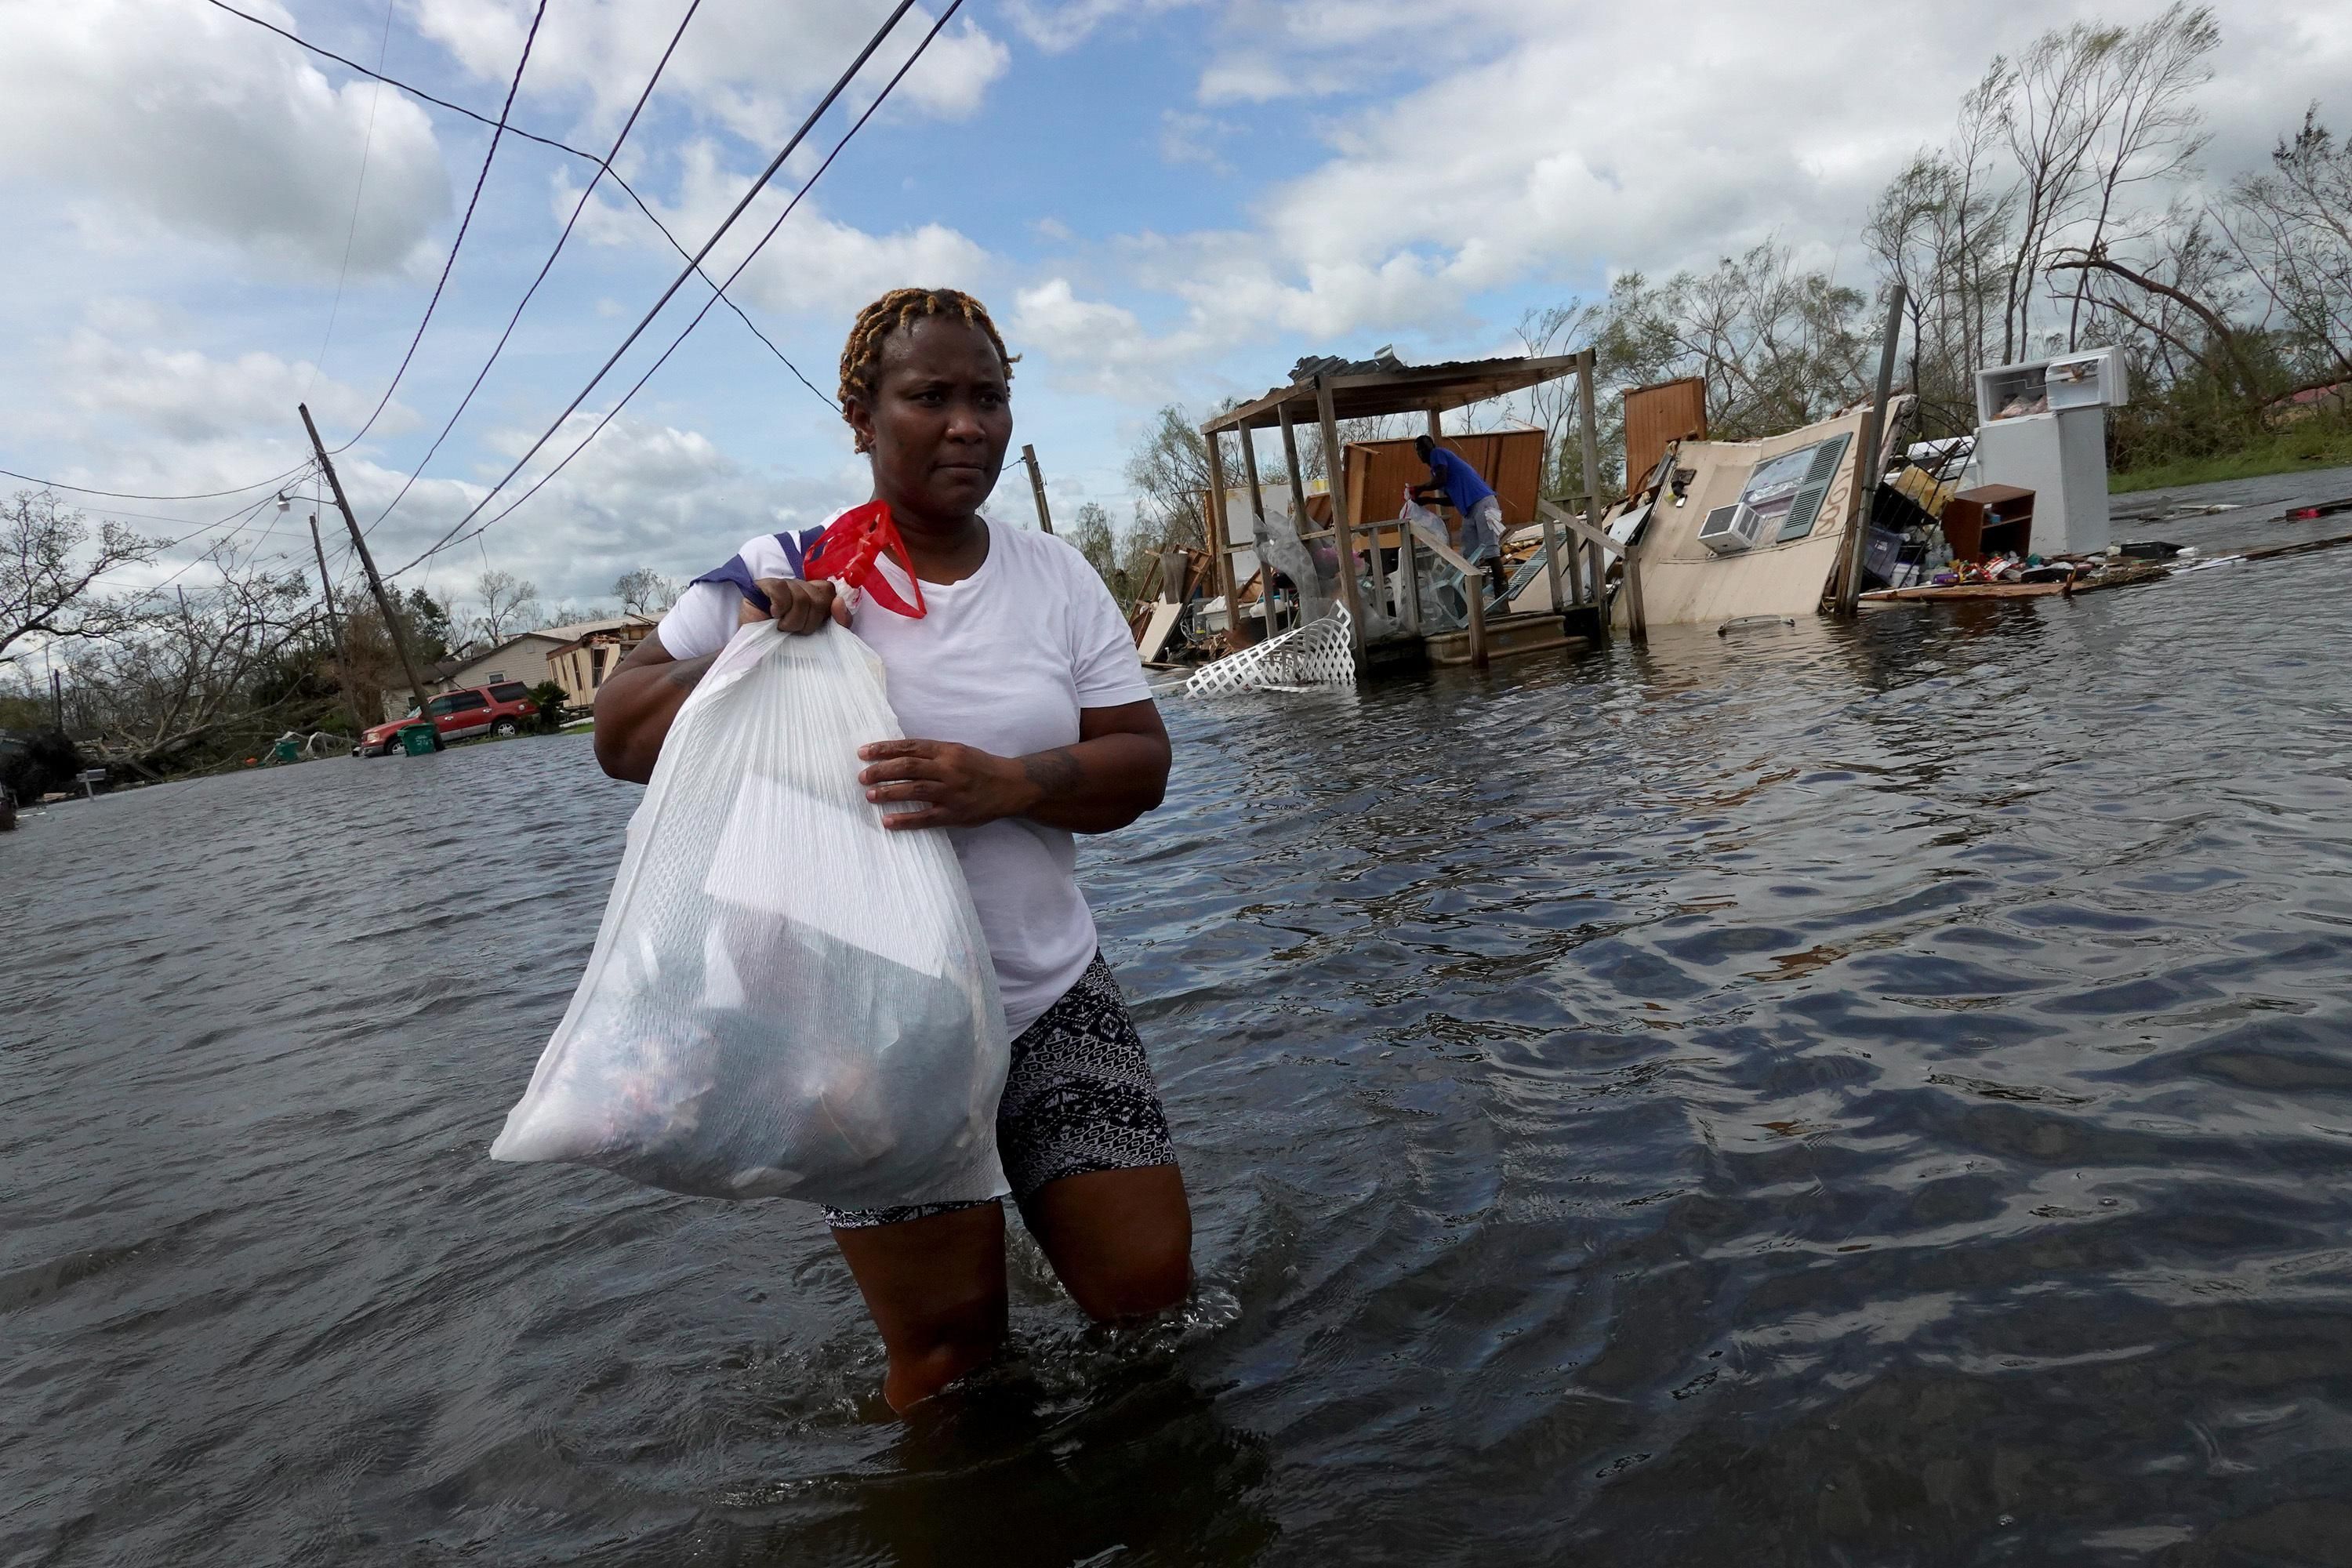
[1203,353,1586,434]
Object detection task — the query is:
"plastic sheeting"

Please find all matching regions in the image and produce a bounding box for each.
[490,620,1010,1207]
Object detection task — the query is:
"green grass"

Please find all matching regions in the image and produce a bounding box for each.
[2111,422,2352,493]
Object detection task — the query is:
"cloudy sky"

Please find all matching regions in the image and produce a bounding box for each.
[2,0,2345,615]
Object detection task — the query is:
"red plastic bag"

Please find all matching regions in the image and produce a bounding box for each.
[804,500,926,619]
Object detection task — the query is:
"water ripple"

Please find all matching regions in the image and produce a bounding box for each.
[5,550,2352,1563]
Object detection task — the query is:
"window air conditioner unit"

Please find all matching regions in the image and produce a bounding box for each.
[1697,501,1762,555]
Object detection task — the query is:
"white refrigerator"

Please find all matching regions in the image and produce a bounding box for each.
[1972,347,2129,557]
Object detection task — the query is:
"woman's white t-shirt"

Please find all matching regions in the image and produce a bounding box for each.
[655,517,1154,1034]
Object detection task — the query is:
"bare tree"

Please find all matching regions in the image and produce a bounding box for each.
[1866,136,2016,436]
[2063,4,2220,348]
[74,545,319,778]
[1994,30,2115,360]
[2051,104,2352,437]
[537,601,617,630]
[612,568,678,617]
[2049,220,2267,409]
[470,568,540,646]
[1124,405,1215,554]
[2217,107,2352,386]
[1066,500,1127,599]
[1498,299,1622,495]
[2,490,159,670]
[1599,244,1873,439]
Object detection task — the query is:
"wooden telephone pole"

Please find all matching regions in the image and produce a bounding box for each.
[305,506,365,737]
[1020,444,1054,534]
[300,403,434,728]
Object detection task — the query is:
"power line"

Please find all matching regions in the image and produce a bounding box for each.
[202,0,831,408]
[0,460,312,503]
[327,0,550,453]
[303,0,396,401]
[411,0,967,569]
[139,491,286,593]
[383,0,925,579]
[361,0,703,538]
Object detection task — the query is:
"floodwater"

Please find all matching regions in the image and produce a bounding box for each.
[8,510,2352,1566]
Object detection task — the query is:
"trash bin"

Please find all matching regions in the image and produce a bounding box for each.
[272,736,300,764]
[398,724,439,757]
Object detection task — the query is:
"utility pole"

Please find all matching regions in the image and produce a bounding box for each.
[1020,444,1053,534]
[301,402,434,726]
[1837,285,1907,617]
[307,510,363,736]
[51,667,64,731]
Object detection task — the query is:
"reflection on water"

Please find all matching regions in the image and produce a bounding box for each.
[5,546,2352,1565]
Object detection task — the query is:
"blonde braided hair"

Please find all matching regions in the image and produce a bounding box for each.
[837,286,1017,454]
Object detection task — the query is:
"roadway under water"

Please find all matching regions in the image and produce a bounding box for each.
[7,514,2352,1565]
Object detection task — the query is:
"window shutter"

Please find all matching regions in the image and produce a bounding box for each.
[1775,434,1852,542]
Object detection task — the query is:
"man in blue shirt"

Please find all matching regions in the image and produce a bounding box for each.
[1413,435,1508,599]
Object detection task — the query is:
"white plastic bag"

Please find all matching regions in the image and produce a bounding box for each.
[490,619,1011,1207]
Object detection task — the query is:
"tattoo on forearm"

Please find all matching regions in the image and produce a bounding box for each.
[1022,746,1083,800]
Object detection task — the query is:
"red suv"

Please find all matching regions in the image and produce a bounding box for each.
[357,681,539,757]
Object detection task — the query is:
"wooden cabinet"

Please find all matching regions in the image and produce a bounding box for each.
[1941,483,2034,561]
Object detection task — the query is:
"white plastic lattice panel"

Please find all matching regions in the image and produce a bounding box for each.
[1184,608,1356,697]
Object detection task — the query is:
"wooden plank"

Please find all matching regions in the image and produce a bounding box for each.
[1406,516,1479,576]
[1537,498,1618,557]
[1863,580,2071,601]
[1315,375,1368,650]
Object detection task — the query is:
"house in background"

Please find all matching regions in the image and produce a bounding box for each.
[384,615,654,720]
[546,619,656,713]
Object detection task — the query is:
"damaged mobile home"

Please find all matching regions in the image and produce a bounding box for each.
[1170,289,2307,692]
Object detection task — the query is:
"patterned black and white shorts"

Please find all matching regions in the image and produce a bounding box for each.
[824,953,1177,1230]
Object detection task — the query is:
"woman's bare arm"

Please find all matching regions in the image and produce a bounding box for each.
[593,577,844,784]
[592,633,709,785]
[856,699,1171,835]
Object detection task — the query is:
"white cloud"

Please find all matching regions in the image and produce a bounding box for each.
[412,0,1009,146]
[1160,111,1235,172]
[1000,0,1203,53]
[569,141,993,321]
[0,0,448,275]
[1011,278,1210,401]
[1079,0,2352,373]
[53,330,412,446]
[348,410,863,604]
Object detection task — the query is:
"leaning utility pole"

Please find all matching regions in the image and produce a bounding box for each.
[306,508,364,736]
[1020,444,1054,534]
[300,403,434,725]
[1836,286,1907,617]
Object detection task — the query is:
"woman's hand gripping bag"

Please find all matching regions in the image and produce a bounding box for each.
[489,613,1011,1208]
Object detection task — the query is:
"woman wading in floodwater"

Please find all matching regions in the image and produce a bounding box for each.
[594,287,1190,1413]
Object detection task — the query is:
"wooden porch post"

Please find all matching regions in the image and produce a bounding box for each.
[1313,376,1367,650]
[1577,348,1610,641]
[1238,424,1274,637]
[1203,426,1243,647]
[1279,397,1308,501]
